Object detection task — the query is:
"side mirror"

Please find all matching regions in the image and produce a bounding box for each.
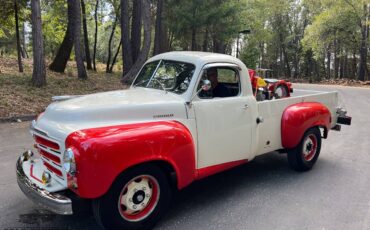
[186,79,213,105]
[201,79,212,91]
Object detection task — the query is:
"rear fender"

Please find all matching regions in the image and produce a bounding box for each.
[281,102,331,149]
[65,121,196,199]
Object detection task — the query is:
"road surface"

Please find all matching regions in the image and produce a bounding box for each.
[0,84,369,230]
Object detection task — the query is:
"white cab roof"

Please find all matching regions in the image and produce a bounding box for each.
[147,51,245,67]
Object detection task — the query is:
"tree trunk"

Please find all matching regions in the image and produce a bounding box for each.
[162,24,170,52]
[106,16,118,73]
[344,53,348,79]
[316,58,321,81]
[358,4,369,81]
[93,0,99,71]
[352,51,357,79]
[121,0,133,75]
[121,0,151,84]
[131,0,142,62]
[292,48,299,79]
[326,47,331,79]
[109,41,122,73]
[259,41,264,68]
[153,0,164,55]
[22,22,28,58]
[213,36,225,53]
[14,0,23,72]
[31,0,46,87]
[321,52,326,79]
[281,43,291,78]
[81,0,92,70]
[333,38,339,79]
[202,28,208,52]
[191,28,197,51]
[49,1,74,73]
[168,31,174,50]
[278,30,291,78]
[339,50,344,79]
[71,0,87,79]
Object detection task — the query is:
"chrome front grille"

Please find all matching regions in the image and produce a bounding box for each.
[32,132,65,182]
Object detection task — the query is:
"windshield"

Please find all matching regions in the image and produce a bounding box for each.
[133,60,196,94]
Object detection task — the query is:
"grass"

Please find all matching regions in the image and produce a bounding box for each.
[0,57,127,118]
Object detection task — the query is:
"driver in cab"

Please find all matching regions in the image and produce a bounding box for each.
[207,68,231,98]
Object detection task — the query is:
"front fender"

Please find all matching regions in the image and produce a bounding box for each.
[281,102,331,149]
[65,121,196,199]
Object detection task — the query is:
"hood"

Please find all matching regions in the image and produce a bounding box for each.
[35,88,187,141]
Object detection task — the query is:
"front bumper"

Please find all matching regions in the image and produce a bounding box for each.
[16,151,73,215]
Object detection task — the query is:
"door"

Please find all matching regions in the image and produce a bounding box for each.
[192,65,254,168]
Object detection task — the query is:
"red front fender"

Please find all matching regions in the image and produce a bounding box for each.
[281,102,331,149]
[65,121,196,199]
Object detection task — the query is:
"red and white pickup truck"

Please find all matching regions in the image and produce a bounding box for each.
[17,52,351,230]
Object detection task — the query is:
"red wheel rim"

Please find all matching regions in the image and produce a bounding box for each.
[302,134,317,161]
[118,175,160,222]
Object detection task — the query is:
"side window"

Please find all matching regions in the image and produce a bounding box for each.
[198,67,240,99]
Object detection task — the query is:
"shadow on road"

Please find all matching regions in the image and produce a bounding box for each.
[14,151,334,230]
[156,151,334,229]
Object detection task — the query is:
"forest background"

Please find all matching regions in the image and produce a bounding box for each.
[0,0,369,118]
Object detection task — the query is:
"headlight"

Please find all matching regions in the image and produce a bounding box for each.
[63,148,76,175]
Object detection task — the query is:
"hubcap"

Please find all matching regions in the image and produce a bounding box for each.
[118,175,160,222]
[302,134,317,161]
[275,86,287,98]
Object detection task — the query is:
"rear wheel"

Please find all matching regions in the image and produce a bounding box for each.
[287,127,322,171]
[93,164,172,230]
[274,85,289,99]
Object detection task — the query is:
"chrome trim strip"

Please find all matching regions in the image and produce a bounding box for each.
[37,144,61,156]
[32,132,61,150]
[16,154,73,215]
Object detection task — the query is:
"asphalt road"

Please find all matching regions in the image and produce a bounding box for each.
[1,84,369,230]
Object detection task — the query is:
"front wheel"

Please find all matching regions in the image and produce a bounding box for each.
[93,164,172,230]
[287,127,322,171]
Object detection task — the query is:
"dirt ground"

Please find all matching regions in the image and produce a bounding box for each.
[0,57,126,118]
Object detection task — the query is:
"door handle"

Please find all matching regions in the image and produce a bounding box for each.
[242,104,249,110]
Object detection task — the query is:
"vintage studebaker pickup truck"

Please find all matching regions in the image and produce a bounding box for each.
[17,52,351,230]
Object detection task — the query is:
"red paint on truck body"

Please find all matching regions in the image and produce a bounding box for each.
[281,102,331,149]
[196,159,248,180]
[65,121,196,199]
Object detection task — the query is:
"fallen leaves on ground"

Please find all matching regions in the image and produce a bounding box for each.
[0,57,126,118]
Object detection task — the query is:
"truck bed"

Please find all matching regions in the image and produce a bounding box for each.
[254,89,339,156]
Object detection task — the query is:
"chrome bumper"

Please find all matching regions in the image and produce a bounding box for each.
[16,152,73,215]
